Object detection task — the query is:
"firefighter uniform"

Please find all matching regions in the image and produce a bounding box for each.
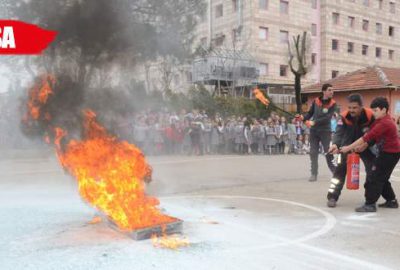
[327,108,375,201]
[303,97,337,177]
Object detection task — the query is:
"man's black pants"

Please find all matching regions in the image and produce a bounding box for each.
[327,150,375,201]
[310,129,336,176]
[365,152,400,205]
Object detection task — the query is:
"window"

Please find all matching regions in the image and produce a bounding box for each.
[280,30,289,43]
[280,0,289,14]
[363,0,370,6]
[260,63,269,76]
[216,4,223,18]
[376,23,382,34]
[332,13,340,25]
[390,2,396,13]
[348,16,355,28]
[362,20,369,31]
[347,42,354,53]
[280,65,288,77]
[362,45,369,55]
[376,47,382,58]
[389,26,395,37]
[311,24,317,36]
[389,49,395,60]
[311,53,317,65]
[332,39,339,51]
[259,27,269,40]
[259,0,268,10]
[311,0,318,9]
[378,0,383,9]
[332,70,339,78]
[232,0,238,12]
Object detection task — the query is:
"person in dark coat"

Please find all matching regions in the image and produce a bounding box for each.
[326,94,376,208]
[300,83,337,182]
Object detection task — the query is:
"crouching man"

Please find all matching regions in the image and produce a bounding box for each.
[326,94,376,208]
[341,97,400,212]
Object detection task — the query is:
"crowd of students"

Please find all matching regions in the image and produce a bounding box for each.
[122,109,336,156]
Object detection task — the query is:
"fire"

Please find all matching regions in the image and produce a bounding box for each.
[24,75,178,232]
[88,216,102,225]
[54,110,176,231]
[25,74,55,121]
[151,233,190,250]
[253,87,270,106]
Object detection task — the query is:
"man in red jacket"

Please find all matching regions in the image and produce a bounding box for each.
[341,97,400,212]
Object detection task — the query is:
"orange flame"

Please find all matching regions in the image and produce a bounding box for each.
[54,110,177,231]
[253,88,270,106]
[24,75,178,232]
[25,75,55,121]
[151,234,190,250]
[88,216,102,225]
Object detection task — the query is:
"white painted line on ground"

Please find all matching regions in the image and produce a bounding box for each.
[161,195,389,270]
[162,194,336,246]
[346,213,379,222]
[340,221,375,229]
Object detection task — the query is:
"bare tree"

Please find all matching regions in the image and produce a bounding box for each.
[288,31,310,113]
[158,56,179,95]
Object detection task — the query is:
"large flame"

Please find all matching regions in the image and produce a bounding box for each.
[54,110,176,230]
[24,75,177,231]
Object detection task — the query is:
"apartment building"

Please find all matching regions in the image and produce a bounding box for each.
[195,0,400,87]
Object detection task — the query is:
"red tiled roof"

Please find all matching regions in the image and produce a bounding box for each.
[303,66,400,93]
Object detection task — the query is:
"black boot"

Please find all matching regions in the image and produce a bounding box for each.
[355,204,376,212]
[327,198,337,208]
[378,199,399,208]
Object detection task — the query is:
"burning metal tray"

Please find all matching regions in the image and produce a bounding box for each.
[108,219,183,241]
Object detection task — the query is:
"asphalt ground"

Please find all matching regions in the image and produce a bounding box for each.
[0,151,399,269]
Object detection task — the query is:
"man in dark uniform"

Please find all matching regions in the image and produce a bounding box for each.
[326,94,376,207]
[301,83,337,182]
[341,97,400,212]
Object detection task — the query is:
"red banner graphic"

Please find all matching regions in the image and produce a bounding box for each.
[0,20,57,55]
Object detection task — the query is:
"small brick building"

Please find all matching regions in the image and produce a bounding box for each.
[302,66,400,116]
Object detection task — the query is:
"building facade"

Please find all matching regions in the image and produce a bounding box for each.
[194,0,400,86]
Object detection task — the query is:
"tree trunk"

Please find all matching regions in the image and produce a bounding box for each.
[295,74,302,113]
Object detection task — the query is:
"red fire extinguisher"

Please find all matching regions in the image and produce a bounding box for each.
[346,152,360,190]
